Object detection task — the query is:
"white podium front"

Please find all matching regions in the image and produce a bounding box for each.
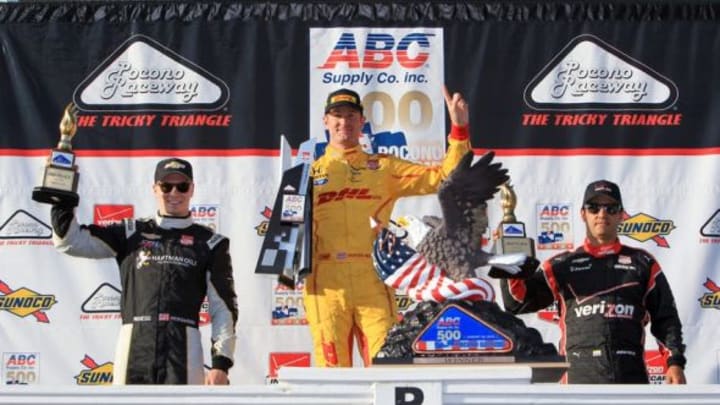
[279,364,536,405]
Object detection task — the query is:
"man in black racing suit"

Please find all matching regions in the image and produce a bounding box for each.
[51,158,238,384]
[497,180,686,384]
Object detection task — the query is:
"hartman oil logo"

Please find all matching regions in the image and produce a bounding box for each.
[74,355,113,385]
[618,212,675,248]
[0,280,56,323]
[699,278,720,309]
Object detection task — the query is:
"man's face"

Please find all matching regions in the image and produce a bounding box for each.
[323,105,365,149]
[153,173,194,216]
[581,195,623,242]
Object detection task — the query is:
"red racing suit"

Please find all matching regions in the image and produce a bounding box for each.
[304,126,470,367]
[501,238,686,383]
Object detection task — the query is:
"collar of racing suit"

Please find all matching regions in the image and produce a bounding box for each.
[583,237,622,257]
[155,212,194,229]
[324,143,366,164]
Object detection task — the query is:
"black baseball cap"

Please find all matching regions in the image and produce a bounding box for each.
[325,88,363,114]
[154,158,193,182]
[583,180,622,206]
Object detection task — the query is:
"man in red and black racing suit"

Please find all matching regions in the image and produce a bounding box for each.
[51,158,237,384]
[498,180,686,384]
[305,87,472,367]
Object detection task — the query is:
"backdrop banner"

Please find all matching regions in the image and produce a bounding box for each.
[1,1,719,385]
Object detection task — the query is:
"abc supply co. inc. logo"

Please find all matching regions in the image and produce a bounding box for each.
[74,355,113,385]
[0,280,56,323]
[311,28,446,165]
[72,34,230,128]
[522,34,681,128]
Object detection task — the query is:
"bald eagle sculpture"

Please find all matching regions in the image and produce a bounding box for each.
[372,151,531,302]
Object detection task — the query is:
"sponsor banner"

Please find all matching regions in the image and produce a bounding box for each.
[74,355,113,385]
[191,204,220,231]
[3,352,39,385]
[0,210,53,246]
[93,205,134,226]
[310,27,446,164]
[80,283,122,321]
[0,280,57,323]
[644,350,668,385]
[266,352,311,384]
[271,281,307,325]
[699,209,720,244]
[536,203,574,251]
[699,278,720,309]
[618,211,676,248]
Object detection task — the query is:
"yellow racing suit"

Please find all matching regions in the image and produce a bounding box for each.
[304,126,471,366]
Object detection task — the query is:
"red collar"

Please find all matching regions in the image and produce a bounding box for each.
[583,238,621,257]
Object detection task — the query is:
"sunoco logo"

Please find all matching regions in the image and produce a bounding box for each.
[524,34,677,111]
[699,278,720,309]
[0,280,56,323]
[74,34,229,111]
[618,212,675,248]
[255,206,272,236]
[74,355,113,385]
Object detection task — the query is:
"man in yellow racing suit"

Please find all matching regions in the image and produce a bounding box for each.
[305,87,472,366]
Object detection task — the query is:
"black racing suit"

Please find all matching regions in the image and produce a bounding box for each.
[500,239,685,384]
[51,205,238,384]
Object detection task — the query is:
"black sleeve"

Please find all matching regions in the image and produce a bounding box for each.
[51,204,75,238]
[500,267,556,314]
[647,271,686,368]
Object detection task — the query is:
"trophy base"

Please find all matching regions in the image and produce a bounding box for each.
[374,300,564,382]
[32,187,79,207]
[373,355,568,383]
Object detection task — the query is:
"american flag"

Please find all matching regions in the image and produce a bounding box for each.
[373,229,494,302]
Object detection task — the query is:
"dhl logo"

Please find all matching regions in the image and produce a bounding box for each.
[319,32,433,69]
[0,280,56,323]
[74,355,113,385]
[699,278,720,309]
[618,212,675,248]
[317,188,378,205]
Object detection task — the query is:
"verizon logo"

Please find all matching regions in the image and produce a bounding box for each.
[74,34,229,111]
[94,205,133,226]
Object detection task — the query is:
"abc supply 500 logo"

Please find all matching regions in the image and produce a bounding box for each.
[4,353,39,385]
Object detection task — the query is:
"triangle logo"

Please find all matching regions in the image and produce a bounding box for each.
[413,303,513,354]
[74,34,229,112]
[81,283,122,313]
[0,210,52,239]
[700,209,720,237]
[524,34,677,111]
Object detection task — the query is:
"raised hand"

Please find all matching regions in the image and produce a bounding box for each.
[442,85,469,127]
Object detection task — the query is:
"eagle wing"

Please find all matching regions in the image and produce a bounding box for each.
[437,151,509,235]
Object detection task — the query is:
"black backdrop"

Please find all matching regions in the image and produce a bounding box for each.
[1,1,719,152]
